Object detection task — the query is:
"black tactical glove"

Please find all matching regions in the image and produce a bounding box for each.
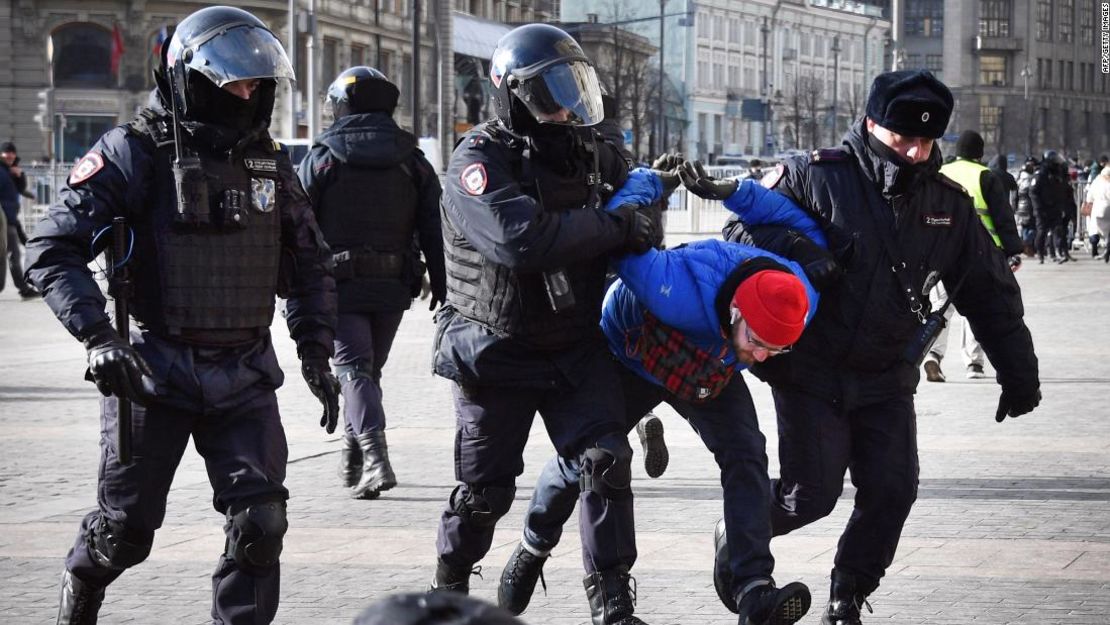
[612,204,657,255]
[786,232,843,292]
[651,152,684,172]
[1008,255,1022,272]
[995,388,1041,422]
[299,345,341,434]
[429,282,447,312]
[83,325,156,407]
[679,160,739,201]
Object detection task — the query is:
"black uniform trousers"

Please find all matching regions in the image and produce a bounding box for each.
[524,366,775,594]
[435,347,636,574]
[334,311,405,435]
[65,330,289,625]
[769,387,919,587]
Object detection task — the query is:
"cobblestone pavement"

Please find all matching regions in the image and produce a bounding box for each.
[1,252,1108,625]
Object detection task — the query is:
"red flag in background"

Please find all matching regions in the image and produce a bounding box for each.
[111,24,125,76]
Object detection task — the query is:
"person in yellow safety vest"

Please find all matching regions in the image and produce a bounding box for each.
[924,130,1025,382]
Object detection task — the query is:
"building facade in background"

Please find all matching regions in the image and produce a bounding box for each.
[899,0,1110,161]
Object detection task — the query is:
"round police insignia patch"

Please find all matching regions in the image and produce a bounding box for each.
[461,162,488,195]
[921,111,930,122]
[761,163,785,189]
[68,152,105,186]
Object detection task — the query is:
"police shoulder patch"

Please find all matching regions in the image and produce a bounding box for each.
[760,163,786,189]
[68,151,105,186]
[460,162,488,195]
[935,173,966,194]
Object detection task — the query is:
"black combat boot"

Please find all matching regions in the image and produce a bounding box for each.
[56,569,104,625]
[497,541,548,615]
[583,566,648,625]
[428,558,480,594]
[736,581,811,625]
[350,429,396,500]
[338,434,362,488]
[820,569,873,625]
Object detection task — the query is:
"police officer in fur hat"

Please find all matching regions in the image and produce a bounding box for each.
[688,69,1040,625]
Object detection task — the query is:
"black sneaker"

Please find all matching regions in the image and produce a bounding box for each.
[737,581,812,625]
[966,363,985,379]
[428,558,481,595]
[636,413,669,479]
[18,288,41,300]
[497,542,548,615]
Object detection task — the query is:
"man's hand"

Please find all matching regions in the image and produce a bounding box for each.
[84,328,156,407]
[679,160,739,200]
[300,351,340,434]
[995,388,1041,422]
[612,204,657,255]
[652,153,683,172]
[1008,255,1022,272]
[429,284,447,311]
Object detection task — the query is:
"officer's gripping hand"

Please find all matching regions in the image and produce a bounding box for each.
[787,231,843,292]
[679,160,739,201]
[299,347,340,434]
[429,283,447,311]
[84,327,156,407]
[612,204,657,255]
[651,152,684,193]
[995,388,1041,423]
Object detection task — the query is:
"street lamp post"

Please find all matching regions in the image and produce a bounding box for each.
[1020,64,1033,156]
[830,35,841,146]
[761,17,770,156]
[657,0,666,157]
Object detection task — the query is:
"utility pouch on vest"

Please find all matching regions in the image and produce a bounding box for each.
[636,312,734,402]
[173,155,210,226]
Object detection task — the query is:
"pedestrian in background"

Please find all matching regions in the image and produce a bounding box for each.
[0,142,40,298]
[298,66,446,500]
[707,69,1040,624]
[1031,151,1074,263]
[1015,157,1038,256]
[1084,165,1110,263]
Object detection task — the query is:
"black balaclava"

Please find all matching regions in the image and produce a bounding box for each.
[186,70,262,132]
[865,129,934,197]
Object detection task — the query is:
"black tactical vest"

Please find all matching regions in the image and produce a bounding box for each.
[443,124,612,351]
[127,113,283,342]
[317,159,418,280]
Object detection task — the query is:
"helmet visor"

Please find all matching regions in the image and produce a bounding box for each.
[514,60,604,126]
[184,25,295,87]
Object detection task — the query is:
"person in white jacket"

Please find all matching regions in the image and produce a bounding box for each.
[1085,165,1110,263]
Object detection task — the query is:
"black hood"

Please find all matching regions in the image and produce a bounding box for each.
[842,117,942,199]
[987,154,1007,172]
[316,113,416,167]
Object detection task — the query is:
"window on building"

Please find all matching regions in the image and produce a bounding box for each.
[1080,0,1095,43]
[714,62,725,87]
[61,115,117,161]
[1067,61,1074,90]
[906,53,922,68]
[1058,59,1067,89]
[801,36,811,57]
[698,60,709,88]
[714,17,725,42]
[905,0,944,37]
[980,55,1007,86]
[1037,107,1048,145]
[322,37,340,84]
[926,55,943,72]
[1035,0,1052,41]
[745,21,757,48]
[1058,0,1074,42]
[743,67,755,90]
[729,18,740,44]
[351,44,367,67]
[698,112,707,144]
[714,114,723,144]
[1083,110,1091,146]
[978,0,1011,37]
[52,23,113,88]
[698,12,709,38]
[1062,109,1071,146]
[729,64,740,88]
[401,53,412,113]
[980,101,1002,146]
[1104,112,1110,146]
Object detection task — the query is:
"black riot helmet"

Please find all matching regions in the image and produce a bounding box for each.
[326,66,400,118]
[1042,150,1066,174]
[488,24,605,132]
[159,6,294,128]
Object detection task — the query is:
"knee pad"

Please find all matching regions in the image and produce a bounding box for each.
[225,500,288,574]
[88,517,154,571]
[579,435,633,500]
[449,483,515,528]
[334,359,375,385]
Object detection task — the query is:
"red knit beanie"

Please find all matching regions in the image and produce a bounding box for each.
[732,270,808,347]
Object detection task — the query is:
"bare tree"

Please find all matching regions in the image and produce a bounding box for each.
[798,75,825,149]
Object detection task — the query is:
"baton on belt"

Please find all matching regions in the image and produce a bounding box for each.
[108,217,133,465]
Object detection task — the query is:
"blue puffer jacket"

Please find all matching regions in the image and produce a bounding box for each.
[602,240,819,385]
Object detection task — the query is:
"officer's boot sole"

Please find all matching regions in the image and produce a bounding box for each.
[766,582,812,625]
[637,414,669,478]
[350,472,396,500]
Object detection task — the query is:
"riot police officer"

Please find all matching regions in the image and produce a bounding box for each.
[26,7,338,624]
[429,24,656,625]
[695,69,1040,624]
[298,66,445,500]
[1031,150,1076,263]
